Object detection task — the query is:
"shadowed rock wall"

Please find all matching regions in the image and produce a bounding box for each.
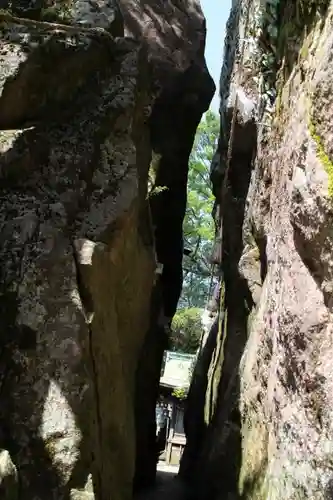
[181,1,333,499]
[0,1,214,498]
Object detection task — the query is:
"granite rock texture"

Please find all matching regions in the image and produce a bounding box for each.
[181,1,333,499]
[0,1,214,499]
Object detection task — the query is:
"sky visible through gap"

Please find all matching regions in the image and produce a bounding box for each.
[200,0,232,112]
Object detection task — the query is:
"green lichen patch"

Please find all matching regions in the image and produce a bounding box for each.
[39,4,73,24]
[277,0,329,79]
[267,0,330,122]
[0,0,74,23]
[239,424,269,500]
[39,0,75,24]
[249,0,329,126]
[308,114,333,198]
[299,30,313,60]
[204,296,227,426]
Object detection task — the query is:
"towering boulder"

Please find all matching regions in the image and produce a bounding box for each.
[0,1,214,499]
[181,1,333,499]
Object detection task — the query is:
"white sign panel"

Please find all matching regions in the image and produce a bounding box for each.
[160,351,195,388]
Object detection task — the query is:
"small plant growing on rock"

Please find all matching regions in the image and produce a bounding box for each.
[147,152,168,198]
[148,185,168,198]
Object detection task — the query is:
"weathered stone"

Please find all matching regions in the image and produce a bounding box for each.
[0,1,214,499]
[0,10,155,500]
[0,23,119,129]
[180,317,219,484]
[1,0,123,31]
[238,9,333,498]
[0,450,18,500]
[182,1,333,500]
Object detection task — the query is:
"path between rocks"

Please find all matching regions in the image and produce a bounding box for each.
[135,463,188,500]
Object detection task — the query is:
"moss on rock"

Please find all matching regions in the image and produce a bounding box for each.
[239,424,269,500]
[309,113,333,198]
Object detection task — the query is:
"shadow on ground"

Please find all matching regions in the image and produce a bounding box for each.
[135,466,189,500]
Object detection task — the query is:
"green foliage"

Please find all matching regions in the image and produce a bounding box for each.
[0,2,73,23]
[170,307,203,354]
[147,152,168,198]
[168,112,219,355]
[172,387,188,400]
[147,152,161,191]
[180,110,219,308]
[40,5,73,24]
[148,185,168,198]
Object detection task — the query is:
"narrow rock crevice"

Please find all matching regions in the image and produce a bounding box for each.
[1,0,333,499]
[71,239,103,497]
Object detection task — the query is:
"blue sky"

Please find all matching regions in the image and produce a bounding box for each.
[200,0,231,112]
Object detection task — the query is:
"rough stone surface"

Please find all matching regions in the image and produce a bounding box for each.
[0,1,214,499]
[0,13,155,500]
[0,450,18,500]
[181,1,333,499]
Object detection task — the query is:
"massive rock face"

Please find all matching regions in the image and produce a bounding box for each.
[0,1,214,499]
[181,1,333,499]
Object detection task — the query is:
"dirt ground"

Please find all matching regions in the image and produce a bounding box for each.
[135,463,188,500]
